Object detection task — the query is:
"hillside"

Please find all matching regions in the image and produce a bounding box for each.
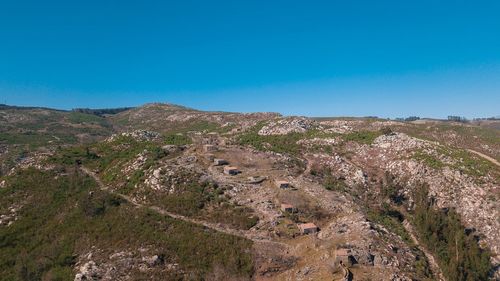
[0,103,498,281]
[0,105,114,176]
[109,103,279,133]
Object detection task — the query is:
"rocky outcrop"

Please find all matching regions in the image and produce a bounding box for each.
[258,117,316,135]
[74,261,100,281]
[372,132,431,151]
[143,154,206,193]
[350,132,499,276]
[74,248,177,281]
[387,160,500,271]
[0,204,20,226]
[298,137,338,147]
[106,130,160,142]
[319,120,356,134]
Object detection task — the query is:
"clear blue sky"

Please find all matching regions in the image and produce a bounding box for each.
[1,0,499,118]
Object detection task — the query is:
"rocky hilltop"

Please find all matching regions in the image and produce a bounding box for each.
[0,103,498,281]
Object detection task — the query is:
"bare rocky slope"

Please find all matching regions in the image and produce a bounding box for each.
[0,103,498,281]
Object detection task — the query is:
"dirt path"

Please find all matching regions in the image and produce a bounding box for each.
[467,149,500,167]
[79,166,280,244]
[403,220,446,281]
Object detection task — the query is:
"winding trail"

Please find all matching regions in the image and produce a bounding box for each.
[403,220,446,281]
[466,149,500,167]
[79,166,281,244]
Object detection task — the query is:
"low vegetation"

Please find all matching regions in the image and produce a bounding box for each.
[146,178,259,230]
[236,123,339,156]
[412,150,445,169]
[237,131,303,155]
[397,122,500,162]
[0,108,112,149]
[2,104,498,280]
[323,176,348,192]
[439,147,494,178]
[163,133,192,145]
[67,112,108,125]
[366,204,412,244]
[309,167,348,192]
[72,107,134,116]
[412,186,492,281]
[412,147,497,179]
[358,175,434,280]
[49,136,168,193]
[364,175,413,244]
[0,132,75,147]
[0,168,254,280]
[50,137,259,230]
[341,130,382,145]
[170,120,223,134]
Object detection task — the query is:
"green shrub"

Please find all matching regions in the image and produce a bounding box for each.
[366,204,413,244]
[412,150,444,169]
[236,123,339,156]
[50,137,167,192]
[380,126,393,135]
[440,148,493,178]
[81,192,124,217]
[237,131,302,155]
[209,206,259,230]
[324,176,347,192]
[164,134,192,145]
[342,130,382,145]
[0,132,72,147]
[310,167,348,192]
[148,180,259,230]
[68,112,107,125]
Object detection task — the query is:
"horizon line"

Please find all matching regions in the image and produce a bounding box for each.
[1,102,498,121]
